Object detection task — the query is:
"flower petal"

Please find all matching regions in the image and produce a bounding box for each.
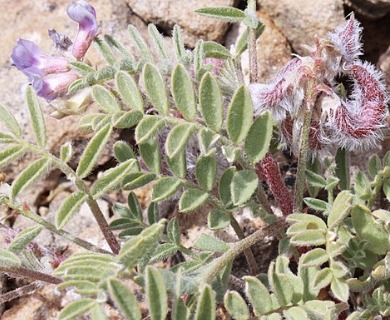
[67,0,98,60]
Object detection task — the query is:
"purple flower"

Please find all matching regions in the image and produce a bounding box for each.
[11,39,69,75]
[67,0,98,60]
[26,68,79,102]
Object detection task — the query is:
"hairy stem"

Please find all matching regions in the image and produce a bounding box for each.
[0,266,63,284]
[294,107,313,212]
[0,281,45,304]
[20,141,120,254]
[204,218,288,284]
[248,0,258,83]
[230,215,259,275]
[335,148,350,190]
[3,198,111,255]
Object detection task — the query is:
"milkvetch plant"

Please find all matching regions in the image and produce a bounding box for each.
[0,0,389,319]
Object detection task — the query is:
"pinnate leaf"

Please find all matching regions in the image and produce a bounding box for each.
[128,25,153,61]
[11,158,51,200]
[0,145,26,169]
[26,86,46,147]
[143,63,169,115]
[139,138,161,174]
[76,123,112,178]
[224,290,250,320]
[166,123,195,158]
[0,250,21,266]
[368,154,381,179]
[300,248,329,267]
[327,190,353,229]
[92,159,137,199]
[108,278,141,320]
[112,110,143,129]
[116,70,144,111]
[135,115,164,144]
[199,72,223,132]
[171,64,196,121]
[0,104,22,137]
[179,188,208,212]
[219,167,236,206]
[231,170,258,206]
[123,172,156,191]
[113,141,136,163]
[148,24,169,60]
[243,276,273,315]
[56,191,88,229]
[195,7,245,21]
[193,234,229,252]
[227,85,253,144]
[58,299,97,320]
[152,177,182,202]
[208,209,230,230]
[92,85,121,113]
[195,285,216,320]
[203,41,232,59]
[146,266,168,320]
[195,149,217,191]
[8,225,44,254]
[245,111,272,164]
[60,142,73,163]
[330,278,349,302]
[351,205,389,255]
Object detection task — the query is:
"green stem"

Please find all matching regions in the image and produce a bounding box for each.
[335,148,350,190]
[203,218,288,284]
[3,198,111,255]
[230,214,259,275]
[19,141,120,254]
[294,108,313,212]
[247,0,258,83]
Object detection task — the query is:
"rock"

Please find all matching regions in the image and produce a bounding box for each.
[124,0,235,48]
[228,11,292,83]
[1,284,61,320]
[258,0,345,55]
[379,44,390,86]
[1,283,124,319]
[346,0,390,18]
[378,45,390,158]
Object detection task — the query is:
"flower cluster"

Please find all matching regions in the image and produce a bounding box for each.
[10,1,98,102]
[250,14,389,152]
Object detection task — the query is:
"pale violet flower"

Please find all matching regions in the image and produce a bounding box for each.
[11,39,69,75]
[67,0,99,60]
[26,68,79,102]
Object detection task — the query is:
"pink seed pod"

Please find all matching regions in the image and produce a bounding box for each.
[330,61,389,151]
[256,153,293,216]
[249,58,304,121]
[328,13,363,65]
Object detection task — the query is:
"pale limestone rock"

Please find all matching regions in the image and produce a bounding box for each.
[125,0,235,47]
[258,0,345,55]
